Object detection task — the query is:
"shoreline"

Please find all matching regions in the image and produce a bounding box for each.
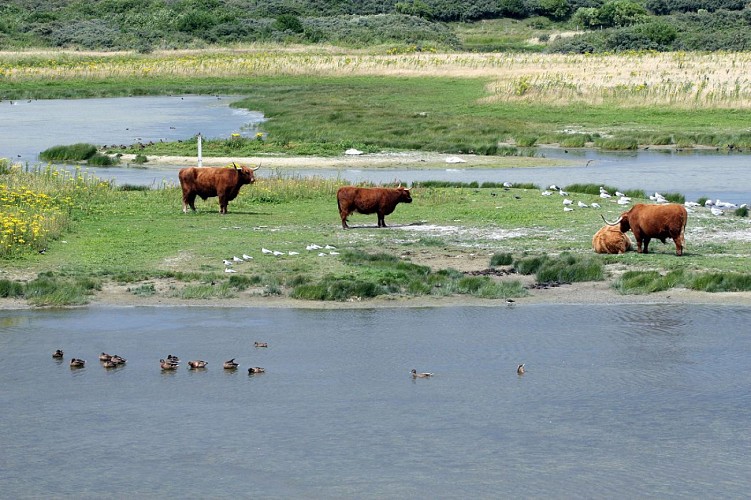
[3,279,750,310]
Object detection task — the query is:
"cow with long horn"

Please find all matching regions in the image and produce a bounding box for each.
[601,203,688,256]
[179,163,260,214]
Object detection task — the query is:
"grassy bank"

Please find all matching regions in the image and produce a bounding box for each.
[2,162,750,306]
[4,49,751,153]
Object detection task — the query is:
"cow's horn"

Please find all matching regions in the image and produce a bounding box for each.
[601,214,622,226]
[250,164,260,171]
[232,162,239,169]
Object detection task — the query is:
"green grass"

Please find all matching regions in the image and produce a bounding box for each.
[2,159,750,305]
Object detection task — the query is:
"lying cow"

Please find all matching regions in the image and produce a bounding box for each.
[602,203,687,255]
[336,185,412,229]
[592,225,633,254]
[178,163,259,214]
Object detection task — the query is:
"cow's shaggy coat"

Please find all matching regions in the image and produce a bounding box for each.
[336,186,412,229]
[603,203,688,255]
[178,164,258,214]
[592,225,633,254]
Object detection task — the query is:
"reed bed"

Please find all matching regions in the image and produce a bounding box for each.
[4,49,751,108]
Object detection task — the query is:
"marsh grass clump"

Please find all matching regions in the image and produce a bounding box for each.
[87,153,118,166]
[39,143,97,162]
[0,279,24,298]
[228,274,262,290]
[613,270,686,294]
[514,253,603,283]
[23,273,101,306]
[688,272,751,292]
[291,276,386,301]
[169,282,236,299]
[734,206,748,217]
[559,134,589,148]
[594,137,638,150]
[659,192,685,204]
[490,252,514,266]
[535,253,604,283]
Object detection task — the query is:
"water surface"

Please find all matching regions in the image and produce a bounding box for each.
[2,305,749,498]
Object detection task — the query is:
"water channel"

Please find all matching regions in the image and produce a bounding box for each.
[2,305,750,498]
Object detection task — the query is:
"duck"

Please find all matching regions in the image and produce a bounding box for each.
[517,363,525,375]
[188,360,208,369]
[223,358,239,370]
[52,349,64,359]
[70,358,86,368]
[160,359,179,370]
[110,355,126,365]
[411,369,433,378]
[248,367,266,374]
[167,354,180,363]
[254,342,268,348]
[102,360,118,369]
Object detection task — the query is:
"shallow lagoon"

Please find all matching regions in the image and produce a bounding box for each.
[2,305,750,498]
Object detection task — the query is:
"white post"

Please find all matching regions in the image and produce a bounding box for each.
[197,133,203,167]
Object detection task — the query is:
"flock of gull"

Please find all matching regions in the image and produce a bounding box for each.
[536,183,745,215]
[222,244,339,273]
[52,344,268,375]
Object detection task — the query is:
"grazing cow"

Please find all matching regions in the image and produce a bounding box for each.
[178,163,259,214]
[602,203,688,255]
[336,186,412,229]
[592,225,633,254]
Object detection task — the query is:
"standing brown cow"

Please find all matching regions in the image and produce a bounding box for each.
[179,163,259,214]
[602,203,688,255]
[337,186,412,229]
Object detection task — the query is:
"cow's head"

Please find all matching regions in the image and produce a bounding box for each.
[233,162,260,185]
[397,185,413,204]
[601,211,631,232]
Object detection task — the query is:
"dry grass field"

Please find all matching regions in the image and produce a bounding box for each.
[3,47,751,109]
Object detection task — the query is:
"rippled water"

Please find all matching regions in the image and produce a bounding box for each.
[2,305,750,498]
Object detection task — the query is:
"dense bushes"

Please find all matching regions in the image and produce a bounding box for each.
[1,0,750,51]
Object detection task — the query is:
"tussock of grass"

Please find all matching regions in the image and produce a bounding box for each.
[514,253,604,283]
[0,279,24,298]
[39,143,97,162]
[490,252,513,266]
[688,273,751,293]
[23,274,101,306]
[613,270,686,294]
[169,283,236,299]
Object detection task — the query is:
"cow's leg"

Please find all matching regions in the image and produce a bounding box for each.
[378,212,386,228]
[340,210,350,229]
[218,195,228,214]
[635,237,643,253]
[674,234,685,256]
[183,192,197,213]
[642,237,651,254]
